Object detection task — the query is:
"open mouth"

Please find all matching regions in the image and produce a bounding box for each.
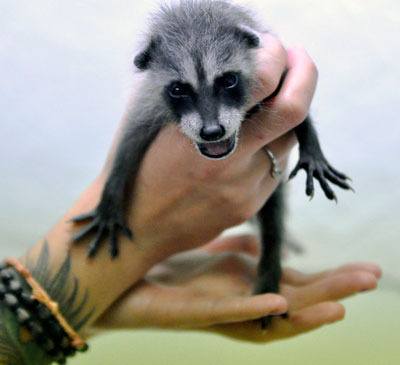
[196,133,237,159]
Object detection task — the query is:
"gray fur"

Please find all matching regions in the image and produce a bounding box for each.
[133,0,265,150]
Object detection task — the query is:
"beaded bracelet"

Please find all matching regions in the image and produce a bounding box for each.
[0,259,88,364]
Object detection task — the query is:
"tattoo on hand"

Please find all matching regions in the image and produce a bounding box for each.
[24,241,95,331]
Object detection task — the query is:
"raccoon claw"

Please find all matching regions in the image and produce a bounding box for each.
[72,219,99,242]
[289,154,353,201]
[327,164,352,182]
[71,210,97,223]
[254,274,281,329]
[72,210,133,259]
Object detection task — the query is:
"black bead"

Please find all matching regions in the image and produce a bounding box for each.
[26,320,44,337]
[42,338,55,352]
[16,308,31,324]
[37,306,52,321]
[0,269,13,282]
[60,336,70,349]
[20,292,35,307]
[9,280,23,294]
[4,293,18,309]
[34,333,48,346]
[0,264,83,362]
[0,283,6,299]
[63,346,77,357]
[45,319,64,338]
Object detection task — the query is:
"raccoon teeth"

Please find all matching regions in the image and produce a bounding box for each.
[197,134,236,159]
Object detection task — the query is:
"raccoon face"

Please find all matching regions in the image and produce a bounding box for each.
[163,70,249,159]
[134,17,261,159]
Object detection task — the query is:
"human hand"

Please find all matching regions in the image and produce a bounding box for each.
[81,35,318,263]
[60,35,318,322]
[94,234,381,342]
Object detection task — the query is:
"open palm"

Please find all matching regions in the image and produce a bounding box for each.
[95,234,380,343]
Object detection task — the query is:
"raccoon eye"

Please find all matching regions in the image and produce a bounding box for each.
[220,73,239,89]
[168,82,191,98]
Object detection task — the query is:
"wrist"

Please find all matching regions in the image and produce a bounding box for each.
[22,180,164,333]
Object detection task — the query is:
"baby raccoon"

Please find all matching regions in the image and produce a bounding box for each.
[72,0,352,326]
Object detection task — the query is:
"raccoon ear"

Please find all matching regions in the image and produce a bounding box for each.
[234,25,261,48]
[134,37,160,70]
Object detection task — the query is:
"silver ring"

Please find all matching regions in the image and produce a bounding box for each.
[264,147,282,180]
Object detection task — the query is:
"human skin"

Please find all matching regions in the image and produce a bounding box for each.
[95,234,380,342]
[17,34,332,342]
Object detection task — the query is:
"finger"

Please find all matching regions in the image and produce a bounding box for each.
[203,234,260,257]
[286,271,378,310]
[251,33,288,102]
[282,262,382,286]
[95,281,288,329]
[286,301,345,332]
[235,129,294,183]
[241,47,318,154]
[237,129,296,174]
[187,293,288,327]
[262,130,298,164]
[212,131,294,198]
[209,302,344,343]
[258,131,297,181]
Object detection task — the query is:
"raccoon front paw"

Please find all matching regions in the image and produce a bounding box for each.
[72,209,133,259]
[289,151,353,201]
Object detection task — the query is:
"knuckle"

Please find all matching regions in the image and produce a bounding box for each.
[266,36,287,65]
[308,60,319,79]
[219,253,245,271]
[245,117,270,143]
[256,70,278,99]
[256,40,287,99]
[279,98,308,126]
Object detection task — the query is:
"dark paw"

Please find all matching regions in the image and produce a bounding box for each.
[260,315,273,329]
[259,312,288,329]
[254,273,281,329]
[72,209,133,259]
[289,153,353,201]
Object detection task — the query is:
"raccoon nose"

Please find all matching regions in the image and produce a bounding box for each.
[200,125,226,141]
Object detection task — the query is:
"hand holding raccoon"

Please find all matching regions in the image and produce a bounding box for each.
[72,1,352,326]
[75,33,298,257]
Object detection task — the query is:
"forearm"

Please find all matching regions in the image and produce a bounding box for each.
[36,178,162,324]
